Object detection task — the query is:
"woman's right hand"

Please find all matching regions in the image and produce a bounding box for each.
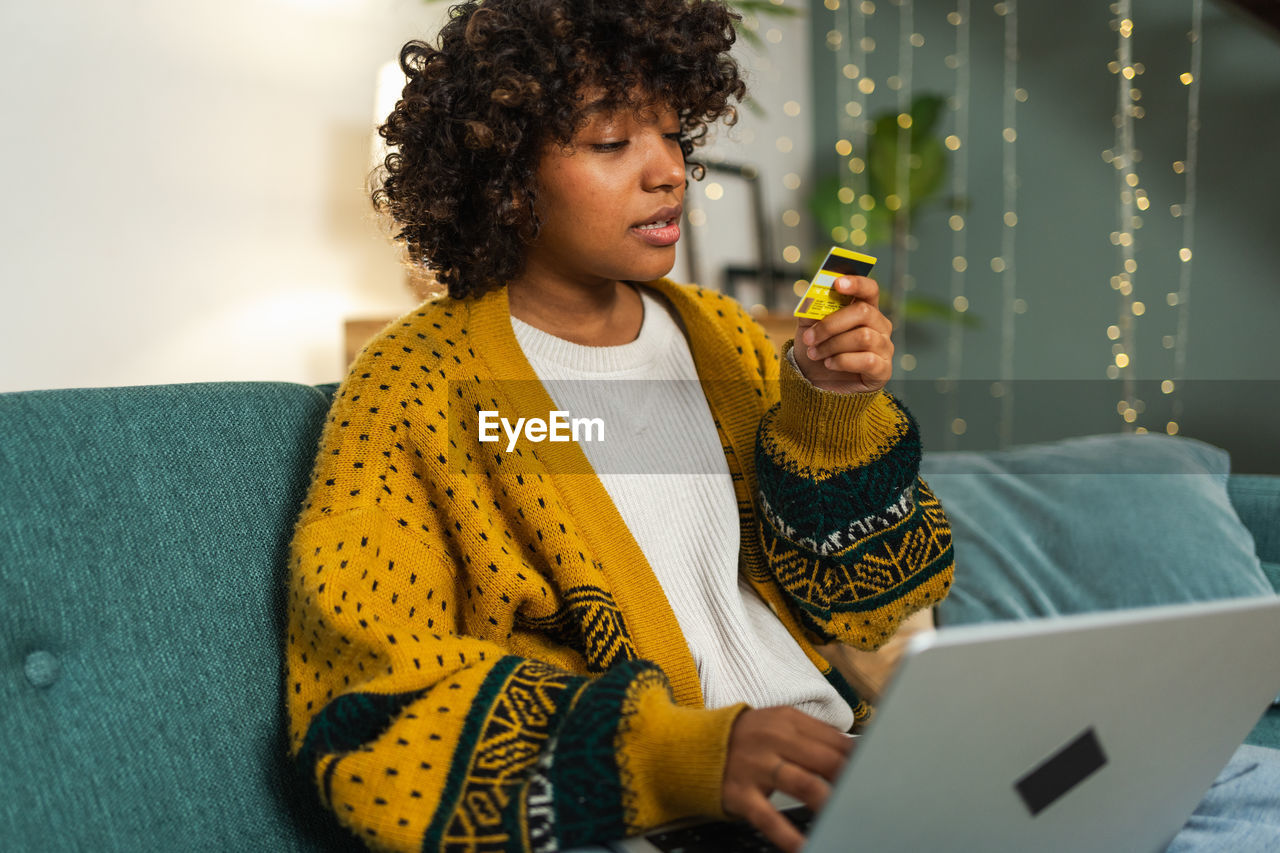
[721,707,856,853]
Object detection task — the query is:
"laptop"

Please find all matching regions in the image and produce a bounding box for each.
[610,595,1280,853]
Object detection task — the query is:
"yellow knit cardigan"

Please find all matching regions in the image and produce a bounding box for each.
[285,278,954,852]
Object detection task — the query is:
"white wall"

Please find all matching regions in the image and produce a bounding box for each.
[0,0,808,392]
[0,0,449,392]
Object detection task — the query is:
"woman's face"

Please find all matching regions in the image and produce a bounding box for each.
[518,97,686,294]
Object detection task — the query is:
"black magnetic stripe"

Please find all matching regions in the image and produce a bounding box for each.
[1014,727,1109,817]
[820,251,875,278]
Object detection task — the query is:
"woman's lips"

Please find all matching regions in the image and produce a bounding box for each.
[631,218,681,246]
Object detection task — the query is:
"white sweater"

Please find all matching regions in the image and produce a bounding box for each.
[511,285,854,730]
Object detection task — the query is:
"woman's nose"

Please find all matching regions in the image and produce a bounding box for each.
[643,136,685,191]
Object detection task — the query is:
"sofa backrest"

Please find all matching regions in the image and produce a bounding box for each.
[1229,475,1280,593]
[0,382,356,852]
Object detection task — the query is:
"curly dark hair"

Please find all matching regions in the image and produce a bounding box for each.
[371,0,746,300]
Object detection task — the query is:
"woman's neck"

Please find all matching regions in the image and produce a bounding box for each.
[507,278,645,347]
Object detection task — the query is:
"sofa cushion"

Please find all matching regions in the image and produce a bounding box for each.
[0,382,355,851]
[921,433,1274,626]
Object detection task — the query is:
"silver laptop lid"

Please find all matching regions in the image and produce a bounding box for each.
[805,595,1280,853]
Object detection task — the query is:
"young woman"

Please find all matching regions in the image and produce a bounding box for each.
[284,2,1280,852]
[286,1,948,850]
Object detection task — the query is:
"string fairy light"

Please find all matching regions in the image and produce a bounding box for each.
[1105,0,1146,431]
[831,0,858,266]
[995,0,1019,447]
[848,1,876,250]
[850,0,875,253]
[771,6,802,289]
[889,0,916,374]
[770,3,796,292]
[943,0,971,448]
[1165,0,1203,437]
[817,0,876,313]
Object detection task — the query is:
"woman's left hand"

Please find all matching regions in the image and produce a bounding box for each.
[792,275,894,395]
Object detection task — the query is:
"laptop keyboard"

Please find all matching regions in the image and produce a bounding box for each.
[644,806,814,853]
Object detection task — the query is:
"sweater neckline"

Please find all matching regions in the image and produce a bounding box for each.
[509,287,679,375]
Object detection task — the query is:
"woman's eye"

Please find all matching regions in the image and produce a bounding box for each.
[591,141,627,152]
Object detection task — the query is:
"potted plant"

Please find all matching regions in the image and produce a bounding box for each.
[809,93,976,341]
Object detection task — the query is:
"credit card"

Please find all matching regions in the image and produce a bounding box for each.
[792,247,877,320]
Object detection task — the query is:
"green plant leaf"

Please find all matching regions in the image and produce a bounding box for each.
[909,94,947,138]
[808,174,846,233]
[866,114,903,200]
[908,135,947,205]
[865,106,948,211]
[901,295,977,327]
[807,174,892,250]
[804,92,979,330]
[863,206,893,248]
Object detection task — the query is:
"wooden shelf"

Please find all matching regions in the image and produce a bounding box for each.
[343,318,397,369]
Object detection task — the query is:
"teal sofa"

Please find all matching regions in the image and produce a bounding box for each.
[3,381,1278,851]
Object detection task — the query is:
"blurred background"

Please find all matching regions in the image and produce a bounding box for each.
[1,0,1276,468]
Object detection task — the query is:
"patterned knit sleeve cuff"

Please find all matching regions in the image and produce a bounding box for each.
[615,676,748,828]
[771,341,909,473]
